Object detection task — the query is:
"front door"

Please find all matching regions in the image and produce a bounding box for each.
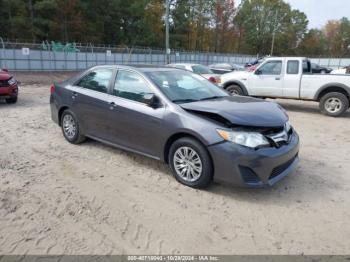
[106,70,165,158]
[249,60,283,97]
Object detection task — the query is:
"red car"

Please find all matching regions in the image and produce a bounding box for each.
[0,69,18,103]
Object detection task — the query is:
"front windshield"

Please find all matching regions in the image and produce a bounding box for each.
[146,70,228,103]
[191,65,213,74]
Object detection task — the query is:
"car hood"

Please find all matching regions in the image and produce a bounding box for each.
[180,96,288,127]
[201,73,220,79]
[0,71,11,81]
[220,70,251,82]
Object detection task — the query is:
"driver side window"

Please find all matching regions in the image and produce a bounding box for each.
[113,70,154,103]
[258,61,282,75]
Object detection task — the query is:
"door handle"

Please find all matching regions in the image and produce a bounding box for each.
[109,102,118,110]
[275,77,281,80]
[72,92,78,99]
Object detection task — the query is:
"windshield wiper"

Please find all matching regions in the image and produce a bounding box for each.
[172,99,199,104]
[199,96,226,101]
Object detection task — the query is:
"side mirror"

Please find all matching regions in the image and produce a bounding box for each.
[255,69,262,75]
[143,94,162,109]
[1,68,9,72]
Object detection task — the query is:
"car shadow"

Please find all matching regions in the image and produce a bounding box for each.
[80,139,338,204]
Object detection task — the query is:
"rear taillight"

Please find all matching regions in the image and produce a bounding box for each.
[50,85,55,94]
[208,76,217,83]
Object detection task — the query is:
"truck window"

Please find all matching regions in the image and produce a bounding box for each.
[258,61,282,75]
[303,60,311,74]
[287,61,299,74]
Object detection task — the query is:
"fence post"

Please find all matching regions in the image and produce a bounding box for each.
[40,49,43,71]
[13,49,16,70]
[0,37,5,69]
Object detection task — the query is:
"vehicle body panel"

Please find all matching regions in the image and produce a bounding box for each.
[0,70,18,99]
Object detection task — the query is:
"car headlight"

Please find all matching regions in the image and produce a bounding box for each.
[8,78,16,85]
[217,129,270,148]
[285,121,291,132]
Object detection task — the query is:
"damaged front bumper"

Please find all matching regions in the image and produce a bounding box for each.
[208,131,299,187]
[0,84,18,99]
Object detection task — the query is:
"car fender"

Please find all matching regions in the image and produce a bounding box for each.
[314,82,350,100]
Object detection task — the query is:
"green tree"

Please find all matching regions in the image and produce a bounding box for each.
[235,0,308,55]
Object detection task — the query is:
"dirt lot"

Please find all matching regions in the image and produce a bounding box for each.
[1,72,350,255]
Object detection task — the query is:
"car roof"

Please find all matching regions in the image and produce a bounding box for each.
[89,64,182,73]
[168,63,200,67]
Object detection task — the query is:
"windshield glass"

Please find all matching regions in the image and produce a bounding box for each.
[191,65,213,74]
[146,70,228,103]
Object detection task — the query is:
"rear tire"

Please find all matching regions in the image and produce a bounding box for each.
[319,92,349,117]
[6,97,17,104]
[226,84,244,96]
[168,137,213,189]
[61,110,86,144]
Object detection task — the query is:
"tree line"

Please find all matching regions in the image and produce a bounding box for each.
[0,0,349,57]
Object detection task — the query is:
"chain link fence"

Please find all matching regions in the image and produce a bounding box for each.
[1,39,349,71]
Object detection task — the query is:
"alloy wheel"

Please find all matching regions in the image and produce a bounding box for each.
[173,146,203,182]
[62,114,77,139]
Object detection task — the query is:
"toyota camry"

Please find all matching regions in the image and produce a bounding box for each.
[50,65,299,188]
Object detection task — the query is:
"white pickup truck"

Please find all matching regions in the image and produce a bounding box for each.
[220,57,350,117]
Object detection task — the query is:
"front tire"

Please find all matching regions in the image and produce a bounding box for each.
[226,84,244,96]
[319,92,349,117]
[61,110,86,144]
[6,97,17,104]
[168,137,213,189]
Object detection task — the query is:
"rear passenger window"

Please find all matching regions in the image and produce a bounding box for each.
[77,69,113,93]
[303,60,311,73]
[287,61,299,74]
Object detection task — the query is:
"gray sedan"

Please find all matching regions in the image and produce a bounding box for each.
[50,65,299,188]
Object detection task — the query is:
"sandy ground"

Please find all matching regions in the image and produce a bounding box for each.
[0,72,350,255]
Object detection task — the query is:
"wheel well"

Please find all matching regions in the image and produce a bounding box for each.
[163,133,210,164]
[163,132,215,180]
[224,82,241,90]
[223,82,248,95]
[58,106,69,126]
[317,86,350,101]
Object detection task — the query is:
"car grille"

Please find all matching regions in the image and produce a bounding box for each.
[239,166,261,184]
[0,79,9,87]
[266,128,293,148]
[270,155,298,180]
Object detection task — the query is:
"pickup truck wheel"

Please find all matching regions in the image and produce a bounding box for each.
[319,92,349,117]
[226,85,244,96]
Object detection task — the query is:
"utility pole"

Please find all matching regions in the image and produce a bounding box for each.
[165,0,170,64]
[271,10,278,56]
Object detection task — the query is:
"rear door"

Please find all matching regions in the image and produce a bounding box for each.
[249,60,283,97]
[70,67,115,139]
[282,59,301,98]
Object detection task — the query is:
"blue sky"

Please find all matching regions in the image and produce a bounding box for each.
[236,0,350,28]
